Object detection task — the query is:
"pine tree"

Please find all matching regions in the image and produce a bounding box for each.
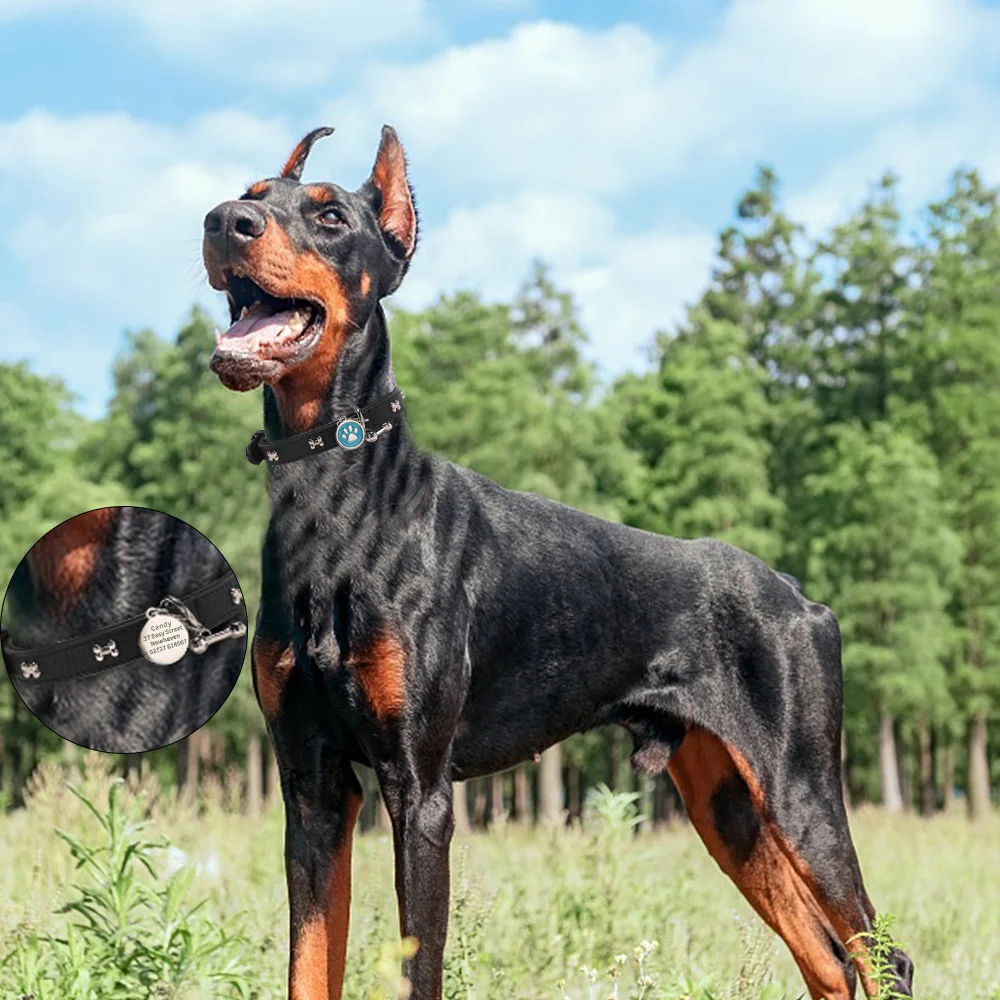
[391,263,638,519]
[701,166,823,578]
[617,310,783,564]
[805,423,961,809]
[811,174,920,428]
[921,171,1000,818]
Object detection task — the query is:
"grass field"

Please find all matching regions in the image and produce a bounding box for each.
[1,758,998,1000]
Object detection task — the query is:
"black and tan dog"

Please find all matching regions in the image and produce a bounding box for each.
[203,127,914,1000]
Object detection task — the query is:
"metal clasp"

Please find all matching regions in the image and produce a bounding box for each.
[365,421,392,443]
[190,621,248,654]
[149,597,247,657]
[154,596,204,633]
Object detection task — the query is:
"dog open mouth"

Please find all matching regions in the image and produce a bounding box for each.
[210,272,326,390]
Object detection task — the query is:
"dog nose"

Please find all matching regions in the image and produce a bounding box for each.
[204,201,267,245]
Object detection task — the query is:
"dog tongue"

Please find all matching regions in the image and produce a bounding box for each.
[220,306,300,350]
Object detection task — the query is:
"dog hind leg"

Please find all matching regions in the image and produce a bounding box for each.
[668,726,876,1000]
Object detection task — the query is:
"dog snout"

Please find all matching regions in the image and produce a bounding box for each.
[203,200,267,248]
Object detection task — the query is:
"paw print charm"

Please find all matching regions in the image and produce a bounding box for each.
[336,417,366,450]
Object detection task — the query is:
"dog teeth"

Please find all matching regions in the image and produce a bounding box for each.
[239,306,249,320]
[269,310,312,342]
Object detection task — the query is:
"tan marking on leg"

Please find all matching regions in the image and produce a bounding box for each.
[347,631,406,721]
[669,727,854,1000]
[767,813,880,996]
[252,637,295,721]
[28,507,117,614]
[727,747,883,997]
[290,915,328,1000]
[326,788,362,997]
[289,788,362,1000]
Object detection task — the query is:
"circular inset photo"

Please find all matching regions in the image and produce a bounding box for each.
[1,506,248,753]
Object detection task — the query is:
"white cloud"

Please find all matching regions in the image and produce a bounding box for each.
[4,2,1000,414]
[323,22,670,194]
[0,110,289,411]
[681,0,983,124]
[397,190,715,375]
[786,90,1000,232]
[0,109,289,313]
[0,0,428,85]
[321,0,996,198]
[0,103,709,412]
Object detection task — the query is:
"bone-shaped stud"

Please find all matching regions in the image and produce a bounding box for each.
[92,640,119,662]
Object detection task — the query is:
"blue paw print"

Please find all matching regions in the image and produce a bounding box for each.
[337,419,365,449]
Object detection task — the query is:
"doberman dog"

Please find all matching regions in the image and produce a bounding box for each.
[2,507,245,753]
[203,127,914,1000]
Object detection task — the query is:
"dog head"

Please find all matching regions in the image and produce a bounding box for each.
[203,126,417,394]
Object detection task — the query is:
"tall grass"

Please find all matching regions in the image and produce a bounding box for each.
[0,756,997,999]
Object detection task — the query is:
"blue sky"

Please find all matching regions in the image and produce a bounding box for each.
[2,0,1000,415]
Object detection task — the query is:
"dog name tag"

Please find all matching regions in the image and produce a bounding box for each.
[139,614,190,665]
[336,417,366,450]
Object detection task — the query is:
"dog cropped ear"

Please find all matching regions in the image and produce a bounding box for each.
[280,126,335,181]
[364,125,417,259]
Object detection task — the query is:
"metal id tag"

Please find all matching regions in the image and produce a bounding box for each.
[139,613,190,665]
[335,416,366,450]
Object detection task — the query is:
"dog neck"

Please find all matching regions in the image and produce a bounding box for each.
[263,305,401,441]
[261,305,426,514]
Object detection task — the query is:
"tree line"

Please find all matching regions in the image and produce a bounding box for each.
[0,165,997,825]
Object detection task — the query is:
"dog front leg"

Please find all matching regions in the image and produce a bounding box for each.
[382,774,455,1000]
[279,755,362,1000]
[255,637,362,1000]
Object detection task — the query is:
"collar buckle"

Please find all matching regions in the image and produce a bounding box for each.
[246,430,266,465]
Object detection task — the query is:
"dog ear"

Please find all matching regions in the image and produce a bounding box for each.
[280,127,335,181]
[363,125,417,259]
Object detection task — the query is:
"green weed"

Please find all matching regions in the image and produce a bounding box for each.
[0,780,251,1000]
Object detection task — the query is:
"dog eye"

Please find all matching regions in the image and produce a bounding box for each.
[317,207,345,226]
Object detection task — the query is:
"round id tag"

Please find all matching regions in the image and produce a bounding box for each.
[139,614,190,665]
[336,416,366,450]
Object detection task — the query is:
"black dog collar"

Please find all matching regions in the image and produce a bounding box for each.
[246,387,405,466]
[1,573,247,685]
